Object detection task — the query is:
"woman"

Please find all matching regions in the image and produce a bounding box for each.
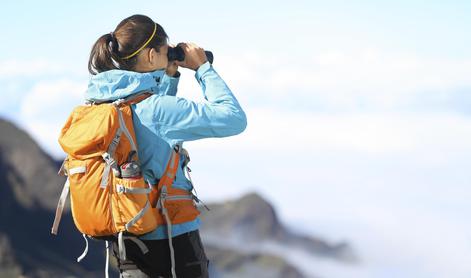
[86,14,247,277]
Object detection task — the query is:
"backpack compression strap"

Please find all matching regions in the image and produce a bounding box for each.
[149,146,181,208]
[51,164,87,235]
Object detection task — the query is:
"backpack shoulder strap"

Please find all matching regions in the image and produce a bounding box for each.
[86,90,153,106]
[113,91,153,107]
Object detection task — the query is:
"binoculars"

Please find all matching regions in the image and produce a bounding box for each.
[167,45,214,64]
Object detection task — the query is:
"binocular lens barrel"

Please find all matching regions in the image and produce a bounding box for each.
[167,46,213,64]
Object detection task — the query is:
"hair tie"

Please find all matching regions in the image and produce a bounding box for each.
[108,32,118,52]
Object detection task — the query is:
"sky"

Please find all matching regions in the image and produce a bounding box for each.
[1,1,471,277]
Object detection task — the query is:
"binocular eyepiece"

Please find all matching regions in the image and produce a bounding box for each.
[167,45,214,64]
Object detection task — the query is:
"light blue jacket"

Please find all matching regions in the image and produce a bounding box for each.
[85,62,247,239]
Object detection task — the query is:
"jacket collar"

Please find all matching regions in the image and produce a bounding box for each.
[85,69,165,103]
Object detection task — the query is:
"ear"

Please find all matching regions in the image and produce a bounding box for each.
[148,48,157,65]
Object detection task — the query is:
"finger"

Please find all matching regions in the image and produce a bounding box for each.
[177,42,189,51]
[185,42,193,48]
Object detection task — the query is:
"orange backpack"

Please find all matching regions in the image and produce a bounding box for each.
[51,92,202,276]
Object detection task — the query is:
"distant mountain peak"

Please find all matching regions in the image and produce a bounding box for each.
[237,192,274,208]
[200,192,357,262]
[202,192,281,240]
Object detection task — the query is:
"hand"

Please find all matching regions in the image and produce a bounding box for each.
[176,42,207,71]
[166,60,179,77]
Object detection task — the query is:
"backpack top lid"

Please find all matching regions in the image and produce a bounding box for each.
[59,104,121,159]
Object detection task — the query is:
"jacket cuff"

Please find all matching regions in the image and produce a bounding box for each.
[169,71,181,78]
[160,73,180,96]
[195,61,211,81]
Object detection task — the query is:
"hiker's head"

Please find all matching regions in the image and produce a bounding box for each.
[88,14,169,75]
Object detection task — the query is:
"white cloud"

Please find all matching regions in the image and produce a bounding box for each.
[0,58,83,78]
[185,107,471,157]
[282,211,471,278]
[300,204,471,278]
[199,49,471,112]
[19,78,86,158]
[0,59,61,77]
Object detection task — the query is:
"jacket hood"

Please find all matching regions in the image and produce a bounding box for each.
[85,69,166,103]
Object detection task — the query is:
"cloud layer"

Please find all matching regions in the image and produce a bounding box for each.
[1,44,470,278]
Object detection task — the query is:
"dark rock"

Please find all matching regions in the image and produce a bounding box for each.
[0,119,65,211]
[0,118,109,277]
[200,192,282,239]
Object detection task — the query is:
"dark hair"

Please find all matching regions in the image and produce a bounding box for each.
[88,14,168,75]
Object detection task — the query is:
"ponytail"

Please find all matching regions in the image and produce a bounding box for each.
[88,33,119,75]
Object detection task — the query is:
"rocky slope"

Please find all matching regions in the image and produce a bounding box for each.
[0,119,107,277]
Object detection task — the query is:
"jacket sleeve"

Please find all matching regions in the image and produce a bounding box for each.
[158,73,180,96]
[149,62,247,145]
